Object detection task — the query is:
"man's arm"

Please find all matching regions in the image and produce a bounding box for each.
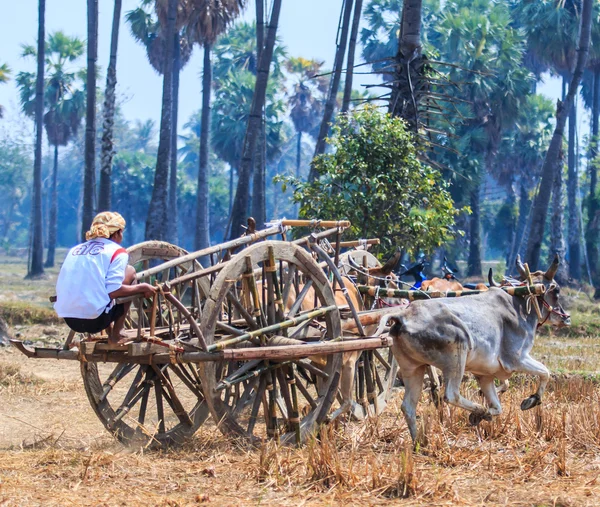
[109,283,156,300]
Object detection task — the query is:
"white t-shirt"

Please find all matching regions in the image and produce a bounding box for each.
[54,238,129,319]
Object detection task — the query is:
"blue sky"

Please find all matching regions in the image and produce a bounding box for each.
[0,0,369,135]
[0,0,583,140]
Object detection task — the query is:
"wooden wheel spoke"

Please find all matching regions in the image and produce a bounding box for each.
[374,349,391,372]
[247,376,268,435]
[287,280,313,319]
[100,363,137,403]
[295,376,318,409]
[297,359,330,380]
[137,368,153,426]
[276,369,294,423]
[233,376,259,417]
[151,365,193,427]
[154,376,166,434]
[226,290,259,330]
[167,364,204,399]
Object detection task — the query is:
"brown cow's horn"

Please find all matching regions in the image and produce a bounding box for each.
[488,268,500,287]
[380,249,402,275]
[545,253,560,280]
[515,255,527,280]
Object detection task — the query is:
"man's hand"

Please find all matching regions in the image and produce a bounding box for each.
[138,283,157,298]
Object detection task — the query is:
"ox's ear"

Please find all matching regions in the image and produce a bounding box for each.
[515,255,527,280]
[488,268,500,287]
[544,253,560,281]
[379,249,402,275]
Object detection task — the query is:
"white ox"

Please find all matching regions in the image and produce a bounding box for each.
[387,255,571,444]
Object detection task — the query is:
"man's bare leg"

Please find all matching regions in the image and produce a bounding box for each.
[109,265,137,344]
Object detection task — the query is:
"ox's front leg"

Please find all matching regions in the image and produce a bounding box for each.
[442,363,491,425]
[517,355,550,411]
[477,376,503,422]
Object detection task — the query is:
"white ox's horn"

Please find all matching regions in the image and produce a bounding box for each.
[545,253,560,281]
[515,255,528,280]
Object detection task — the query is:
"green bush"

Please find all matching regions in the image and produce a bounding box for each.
[279,106,464,255]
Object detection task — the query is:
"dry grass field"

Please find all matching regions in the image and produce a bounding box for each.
[1,253,600,506]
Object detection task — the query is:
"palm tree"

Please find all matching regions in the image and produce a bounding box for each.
[184,0,246,250]
[432,0,532,276]
[18,33,86,267]
[341,0,363,113]
[0,63,10,118]
[98,0,123,212]
[519,0,582,276]
[211,69,285,212]
[285,57,327,178]
[309,0,353,181]
[581,3,600,288]
[128,0,192,240]
[27,0,46,278]
[82,0,98,240]
[228,0,282,239]
[526,0,594,270]
[360,0,402,76]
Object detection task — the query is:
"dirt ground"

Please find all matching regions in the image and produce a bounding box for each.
[1,255,600,506]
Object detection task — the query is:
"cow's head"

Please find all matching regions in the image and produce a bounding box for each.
[366,249,401,289]
[515,254,571,328]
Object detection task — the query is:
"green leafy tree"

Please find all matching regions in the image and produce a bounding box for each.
[17,32,86,267]
[0,137,31,248]
[281,107,460,255]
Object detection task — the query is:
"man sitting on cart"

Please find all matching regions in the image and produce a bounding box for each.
[54,211,156,344]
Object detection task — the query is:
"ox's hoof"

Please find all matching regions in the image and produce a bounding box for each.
[468,411,492,426]
[520,394,541,411]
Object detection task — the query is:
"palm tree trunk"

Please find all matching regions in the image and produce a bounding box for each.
[341,0,363,113]
[45,145,59,268]
[467,186,482,277]
[309,0,353,181]
[296,131,302,178]
[252,119,266,227]
[550,148,569,284]
[28,0,45,278]
[525,0,593,270]
[251,0,266,228]
[229,167,234,214]
[195,44,212,251]
[586,69,600,288]
[82,0,98,239]
[567,93,581,279]
[98,0,122,212]
[168,32,181,244]
[504,183,517,267]
[228,0,282,239]
[389,0,424,131]
[145,0,176,241]
[508,179,533,266]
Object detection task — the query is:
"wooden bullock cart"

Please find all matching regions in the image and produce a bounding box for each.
[10,219,546,448]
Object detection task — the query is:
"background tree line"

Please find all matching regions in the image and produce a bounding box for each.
[1,0,600,292]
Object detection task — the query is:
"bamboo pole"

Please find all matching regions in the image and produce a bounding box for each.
[206,305,338,352]
[356,284,546,299]
[338,238,380,248]
[281,219,350,228]
[136,225,284,280]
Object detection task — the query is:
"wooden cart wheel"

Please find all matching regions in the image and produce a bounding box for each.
[197,241,342,445]
[81,241,210,447]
